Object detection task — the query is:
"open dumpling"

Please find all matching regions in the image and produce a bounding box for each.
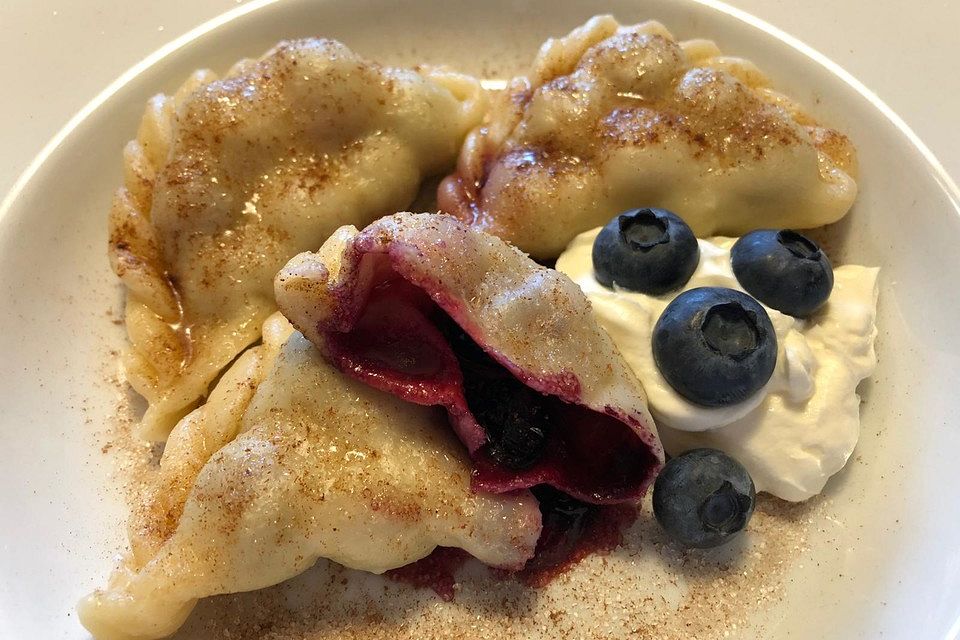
[438,15,858,259]
[111,38,486,440]
[79,313,540,640]
[275,213,663,504]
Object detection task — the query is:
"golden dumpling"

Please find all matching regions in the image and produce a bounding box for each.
[111,39,486,440]
[79,314,540,640]
[439,15,857,259]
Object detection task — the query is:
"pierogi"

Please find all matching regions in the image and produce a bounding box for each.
[111,38,486,440]
[79,314,540,640]
[275,213,663,504]
[439,15,858,259]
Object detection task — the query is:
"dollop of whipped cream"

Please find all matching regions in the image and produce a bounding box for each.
[557,229,879,501]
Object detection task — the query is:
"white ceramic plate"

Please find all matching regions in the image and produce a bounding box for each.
[2,1,959,638]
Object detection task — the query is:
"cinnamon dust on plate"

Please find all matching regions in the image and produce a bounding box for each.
[99,362,819,640]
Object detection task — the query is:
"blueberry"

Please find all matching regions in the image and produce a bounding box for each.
[731,229,834,317]
[652,287,777,407]
[592,208,699,295]
[652,448,755,548]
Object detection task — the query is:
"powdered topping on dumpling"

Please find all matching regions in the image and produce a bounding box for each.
[79,313,540,640]
[110,38,486,440]
[438,15,857,259]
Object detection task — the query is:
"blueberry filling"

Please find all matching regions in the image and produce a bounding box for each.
[528,486,594,568]
[435,316,552,471]
[322,268,659,503]
[462,370,552,471]
[517,485,638,586]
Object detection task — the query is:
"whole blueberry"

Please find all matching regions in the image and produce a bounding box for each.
[592,208,700,295]
[653,448,756,548]
[652,287,777,407]
[731,229,834,317]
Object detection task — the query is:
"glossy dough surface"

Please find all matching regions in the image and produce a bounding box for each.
[79,314,540,640]
[275,213,663,503]
[111,39,486,440]
[439,15,858,259]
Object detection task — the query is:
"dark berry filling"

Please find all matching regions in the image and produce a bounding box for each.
[468,376,551,470]
[518,486,638,587]
[321,258,659,504]
[388,488,639,599]
[440,317,552,471]
[385,547,470,601]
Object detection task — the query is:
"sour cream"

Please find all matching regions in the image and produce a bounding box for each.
[557,229,879,501]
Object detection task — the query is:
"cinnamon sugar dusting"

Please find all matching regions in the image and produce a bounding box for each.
[109,37,487,440]
[161,496,816,640]
[89,18,850,637]
[97,244,822,640]
[439,15,859,260]
[96,355,161,512]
